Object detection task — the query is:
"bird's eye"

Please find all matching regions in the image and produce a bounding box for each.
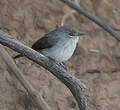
[69,32,74,36]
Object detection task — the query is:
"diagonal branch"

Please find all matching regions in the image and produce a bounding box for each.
[0,44,51,110]
[60,0,120,40]
[0,30,88,110]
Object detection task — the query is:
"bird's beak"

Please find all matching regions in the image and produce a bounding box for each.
[70,32,85,38]
[77,32,85,36]
[73,32,85,38]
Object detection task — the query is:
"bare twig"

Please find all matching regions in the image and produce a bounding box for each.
[61,0,79,26]
[88,48,100,54]
[0,44,51,110]
[60,0,120,40]
[0,30,88,110]
[61,10,75,26]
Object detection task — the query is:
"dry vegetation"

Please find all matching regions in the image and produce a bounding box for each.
[0,0,120,110]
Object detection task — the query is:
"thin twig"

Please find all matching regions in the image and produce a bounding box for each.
[0,30,88,110]
[61,10,75,26]
[60,0,120,40]
[0,44,51,110]
[61,0,79,26]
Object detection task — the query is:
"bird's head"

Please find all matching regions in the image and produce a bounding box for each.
[56,26,85,39]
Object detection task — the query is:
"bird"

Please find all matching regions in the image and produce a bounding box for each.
[14,26,85,63]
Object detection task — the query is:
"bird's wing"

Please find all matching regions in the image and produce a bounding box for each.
[32,31,59,51]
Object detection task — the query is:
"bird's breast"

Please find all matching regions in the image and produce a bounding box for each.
[41,37,79,62]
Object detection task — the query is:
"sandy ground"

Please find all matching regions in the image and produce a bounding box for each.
[0,0,120,110]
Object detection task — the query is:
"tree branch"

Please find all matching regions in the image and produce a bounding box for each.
[0,30,88,110]
[0,44,51,110]
[60,0,120,40]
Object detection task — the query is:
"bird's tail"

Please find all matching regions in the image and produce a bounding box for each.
[13,54,23,59]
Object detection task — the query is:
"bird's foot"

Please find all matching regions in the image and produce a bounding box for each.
[48,57,68,70]
[59,62,68,70]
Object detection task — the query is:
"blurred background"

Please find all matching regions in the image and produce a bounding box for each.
[0,0,120,110]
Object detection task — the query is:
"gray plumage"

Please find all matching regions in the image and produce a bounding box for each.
[14,26,85,62]
[32,26,78,50]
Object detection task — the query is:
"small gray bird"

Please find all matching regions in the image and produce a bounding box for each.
[14,26,85,62]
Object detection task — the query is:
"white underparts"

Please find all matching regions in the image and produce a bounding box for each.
[41,37,79,62]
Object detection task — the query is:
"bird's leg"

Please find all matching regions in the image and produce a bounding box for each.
[59,62,68,70]
[48,57,67,70]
